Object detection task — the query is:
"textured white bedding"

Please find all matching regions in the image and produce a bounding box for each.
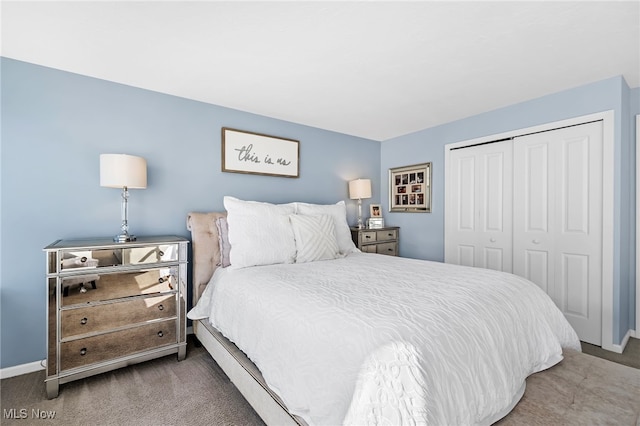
[188,252,580,426]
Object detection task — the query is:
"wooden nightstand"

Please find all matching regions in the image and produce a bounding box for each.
[351,226,400,256]
[43,236,188,398]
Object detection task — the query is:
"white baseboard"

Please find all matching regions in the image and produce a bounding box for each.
[0,360,45,380]
[630,329,637,339]
[609,329,633,354]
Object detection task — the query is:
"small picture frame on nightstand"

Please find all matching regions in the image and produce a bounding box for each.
[367,217,384,229]
[369,204,382,218]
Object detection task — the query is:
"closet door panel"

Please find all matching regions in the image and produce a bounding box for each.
[563,137,590,234]
[458,156,476,232]
[561,253,590,317]
[458,245,475,267]
[513,138,555,294]
[483,152,507,232]
[524,250,549,294]
[446,141,512,271]
[484,247,504,271]
[554,124,603,345]
[446,152,478,266]
[523,143,550,233]
[480,147,512,271]
[515,122,603,345]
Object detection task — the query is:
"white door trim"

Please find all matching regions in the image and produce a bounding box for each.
[636,114,640,337]
[445,110,616,351]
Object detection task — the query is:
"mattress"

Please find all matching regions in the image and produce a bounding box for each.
[188,252,580,425]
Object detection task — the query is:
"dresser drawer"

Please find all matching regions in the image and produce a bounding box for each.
[376,229,397,242]
[376,242,398,256]
[360,244,377,253]
[60,319,176,371]
[57,243,180,272]
[61,294,176,339]
[61,268,175,307]
[360,231,377,243]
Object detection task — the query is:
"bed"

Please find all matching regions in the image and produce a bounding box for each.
[185,197,636,425]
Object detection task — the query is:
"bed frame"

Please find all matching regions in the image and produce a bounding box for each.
[186,211,640,426]
[187,212,305,426]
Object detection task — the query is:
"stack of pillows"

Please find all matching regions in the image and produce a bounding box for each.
[216,196,358,269]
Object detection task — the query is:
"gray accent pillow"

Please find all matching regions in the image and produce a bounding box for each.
[289,214,340,263]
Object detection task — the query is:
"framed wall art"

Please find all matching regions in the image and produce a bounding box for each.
[222,127,300,178]
[389,162,432,212]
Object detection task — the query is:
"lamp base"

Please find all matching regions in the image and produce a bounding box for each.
[356,198,365,229]
[114,233,137,243]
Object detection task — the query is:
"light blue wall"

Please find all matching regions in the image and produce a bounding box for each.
[0,58,381,368]
[2,56,637,368]
[381,76,636,345]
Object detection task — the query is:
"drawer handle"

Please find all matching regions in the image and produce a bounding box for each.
[159,251,165,257]
[365,235,371,239]
[80,317,88,325]
[158,304,164,311]
[80,256,87,263]
[157,331,164,338]
[158,277,164,283]
[80,348,87,356]
[387,233,393,237]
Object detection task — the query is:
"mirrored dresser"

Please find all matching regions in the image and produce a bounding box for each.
[43,235,189,398]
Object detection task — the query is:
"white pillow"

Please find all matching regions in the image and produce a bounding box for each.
[289,214,341,263]
[224,196,297,268]
[295,201,357,255]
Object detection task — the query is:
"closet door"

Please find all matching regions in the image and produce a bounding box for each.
[513,121,603,345]
[446,140,513,272]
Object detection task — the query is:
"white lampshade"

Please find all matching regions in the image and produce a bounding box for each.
[349,178,372,199]
[100,154,147,189]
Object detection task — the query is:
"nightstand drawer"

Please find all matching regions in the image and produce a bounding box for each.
[61,294,176,339]
[361,244,377,253]
[360,231,377,243]
[376,242,398,256]
[376,229,397,242]
[60,319,176,371]
[61,268,175,307]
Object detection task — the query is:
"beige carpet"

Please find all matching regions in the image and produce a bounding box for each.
[2,336,639,425]
[496,348,640,425]
[1,337,264,426]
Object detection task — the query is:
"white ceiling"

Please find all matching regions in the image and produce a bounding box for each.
[2,1,639,141]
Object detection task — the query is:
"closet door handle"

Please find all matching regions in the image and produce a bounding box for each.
[490,238,496,243]
[532,239,541,244]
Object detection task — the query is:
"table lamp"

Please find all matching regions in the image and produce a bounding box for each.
[100,154,147,242]
[349,178,372,229]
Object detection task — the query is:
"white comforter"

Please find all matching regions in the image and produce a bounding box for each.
[188,252,580,425]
